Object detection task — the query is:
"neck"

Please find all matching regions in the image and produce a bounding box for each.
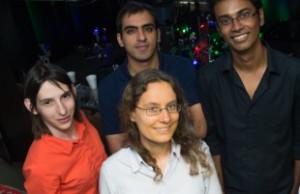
[127,53,159,76]
[148,143,171,159]
[50,122,78,140]
[144,141,172,171]
[232,41,267,72]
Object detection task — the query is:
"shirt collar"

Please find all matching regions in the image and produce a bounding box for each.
[41,119,86,155]
[129,142,181,173]
[120,52,163,80]
[220,41,280,75]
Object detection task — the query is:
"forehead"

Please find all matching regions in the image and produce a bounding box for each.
[214,0,255,17]
[121,10,155,29]
[138,81,176,104]
[37,81,69,100]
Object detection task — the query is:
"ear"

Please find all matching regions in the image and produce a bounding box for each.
[215,24,223,37]
[157,28,161,43]
[258,8,265,27]
[24,98,38,115]
[72,84,77,96]
[117,33,124,47]
[130,112,136,122]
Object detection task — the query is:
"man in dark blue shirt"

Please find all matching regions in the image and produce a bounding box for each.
[98,1,206,153]
[198,0,300,193]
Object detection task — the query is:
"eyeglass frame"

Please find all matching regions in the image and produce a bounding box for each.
[216,8,259,27]
[135,104,182,116]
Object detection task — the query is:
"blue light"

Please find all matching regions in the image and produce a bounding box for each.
[192,59,198,66]
[209,21,215,27]
[93,27,100,36]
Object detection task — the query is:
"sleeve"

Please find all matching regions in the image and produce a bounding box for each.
[99,162,117,194]
[197,68,221,155]
[201,141,222,194]
[293,68,300,160]
[23,167,61,194]
[98,78,123,135]
[178,59,200,106]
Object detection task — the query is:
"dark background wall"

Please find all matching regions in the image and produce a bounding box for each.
[0,0,299,162]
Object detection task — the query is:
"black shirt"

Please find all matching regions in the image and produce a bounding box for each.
[198,45,300,194]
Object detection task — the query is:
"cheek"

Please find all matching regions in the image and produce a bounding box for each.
[36,107,54,122]
[135,115,155,127]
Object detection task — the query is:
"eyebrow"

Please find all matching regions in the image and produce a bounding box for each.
[123,23,156,31]
[38,90,72,103]
[217,8,252,18]
[142,100,177,107]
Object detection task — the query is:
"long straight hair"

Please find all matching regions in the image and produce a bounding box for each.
[24,62,82,139]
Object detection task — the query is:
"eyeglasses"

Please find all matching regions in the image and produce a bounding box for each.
[217,9,258,27]
[135,104,181,116]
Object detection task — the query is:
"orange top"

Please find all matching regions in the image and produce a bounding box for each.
[23,113,107,194]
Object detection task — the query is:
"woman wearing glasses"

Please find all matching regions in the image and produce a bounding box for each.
[99,69,221,194]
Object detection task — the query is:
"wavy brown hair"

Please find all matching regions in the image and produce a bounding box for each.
[119,69,212,181]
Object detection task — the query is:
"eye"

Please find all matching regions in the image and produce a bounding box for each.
[42,100,52,106]
[147,106,160,113]
[62,92,71,99]
[239,10,250,20]
[218,17,231,26]
[144,26,155,32]
[167,104,177,111]
[125,28,136,35]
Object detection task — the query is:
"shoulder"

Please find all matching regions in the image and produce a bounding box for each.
[199,52,230,74]
[98,64,130,101]
[23,139,55,170]
[268,47,300,79]
[102,148,132,170]
[269,48,300,67]
[160,53,190,62]
[99,67,122,89]
[159,53,192,69]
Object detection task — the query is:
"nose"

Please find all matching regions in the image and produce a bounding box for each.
[56,101,67,115]
[159,109,171,123]
[231,19,244,31]
[137,29,146,41]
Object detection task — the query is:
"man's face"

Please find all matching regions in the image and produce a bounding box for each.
[117,10,161,64]
[214,0,264,53]
[34,81,76,138]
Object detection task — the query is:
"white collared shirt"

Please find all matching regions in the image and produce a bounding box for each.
[99,141,222,194]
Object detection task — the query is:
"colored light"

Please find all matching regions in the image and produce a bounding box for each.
[93,27,100,36]
[192,59,198,65]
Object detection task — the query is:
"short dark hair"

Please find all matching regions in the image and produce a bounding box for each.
[24,62,82,139]
[116,0,159,34]
[209,0,262,20]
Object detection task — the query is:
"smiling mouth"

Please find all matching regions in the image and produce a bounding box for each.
[136,44,148,51]
[154,127,170,134]
[58,116,70,123]
[232,33,248,42]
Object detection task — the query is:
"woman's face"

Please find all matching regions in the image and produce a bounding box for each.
[130,81,179,149]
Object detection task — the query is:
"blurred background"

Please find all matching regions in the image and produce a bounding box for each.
[0,0,299,191]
